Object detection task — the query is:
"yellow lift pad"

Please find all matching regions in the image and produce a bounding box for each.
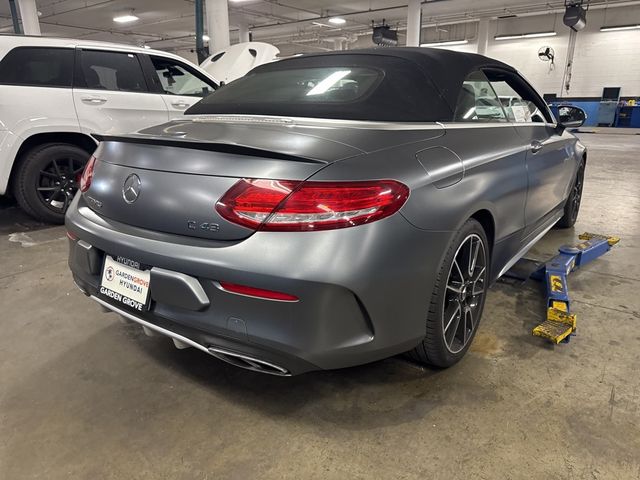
[578,232,620,246]
[528,233,619,344]
[532,302,577,344]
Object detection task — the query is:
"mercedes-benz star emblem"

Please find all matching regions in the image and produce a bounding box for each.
[122,174,141,204]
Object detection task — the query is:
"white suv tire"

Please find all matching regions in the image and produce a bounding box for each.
[13,143,90,224]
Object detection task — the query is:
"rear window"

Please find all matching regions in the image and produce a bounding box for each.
[186,54,449,122]
[205,67,381,104]
[0,47,74,88]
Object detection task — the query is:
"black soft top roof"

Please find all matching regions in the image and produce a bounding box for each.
[187,47,516,122]
[270,48,514,113]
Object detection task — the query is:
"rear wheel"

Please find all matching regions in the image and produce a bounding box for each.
[13,143,90,224]
[556,158,585,229]
[409,218,489,367]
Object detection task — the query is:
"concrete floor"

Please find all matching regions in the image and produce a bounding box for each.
[1,133,639,480]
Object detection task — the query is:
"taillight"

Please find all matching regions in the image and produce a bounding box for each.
[216,178,409,232]
[80,155,97,193]
[218,281,299,302]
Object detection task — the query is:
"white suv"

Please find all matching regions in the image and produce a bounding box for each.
[0,35,218,223]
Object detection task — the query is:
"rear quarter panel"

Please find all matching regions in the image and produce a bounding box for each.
[310,123,529,278]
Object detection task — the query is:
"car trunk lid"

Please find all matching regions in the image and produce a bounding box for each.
[84,123,362,241]
[84,118,443,241]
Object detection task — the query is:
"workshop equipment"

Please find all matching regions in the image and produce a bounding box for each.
[504,233,620,344]
[615,105,640,128]
[597,87,621,126]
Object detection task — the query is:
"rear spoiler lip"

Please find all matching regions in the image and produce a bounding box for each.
[90,134,328,165]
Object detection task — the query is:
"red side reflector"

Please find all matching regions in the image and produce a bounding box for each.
[218,281,299,302]
[80,155,97,193]
[66,230,78,241]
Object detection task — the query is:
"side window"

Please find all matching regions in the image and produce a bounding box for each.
[454,70,507,122]
[484,69,551,123]
[78,50,148,92]
[149,56,214,97]
[0,47,74,88]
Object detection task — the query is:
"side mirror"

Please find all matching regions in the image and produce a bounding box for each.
[557,105,586,129]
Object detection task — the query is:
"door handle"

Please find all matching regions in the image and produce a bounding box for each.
[171,101,190,109]
[530,141,544,154]
[80,96,107,105]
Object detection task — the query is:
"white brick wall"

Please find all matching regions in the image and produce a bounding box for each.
[482,8,640,97]
[336,5,640,98]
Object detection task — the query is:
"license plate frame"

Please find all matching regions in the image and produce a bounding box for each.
[99,255,151,313]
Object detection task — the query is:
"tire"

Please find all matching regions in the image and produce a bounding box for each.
[556,158,585,229]
[13,143,91,224]
[409,218,490,367]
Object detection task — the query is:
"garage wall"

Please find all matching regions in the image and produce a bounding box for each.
[343,5,640,99]
[481,7,640,98]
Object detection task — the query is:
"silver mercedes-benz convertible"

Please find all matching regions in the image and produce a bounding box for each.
[66,48,586,376]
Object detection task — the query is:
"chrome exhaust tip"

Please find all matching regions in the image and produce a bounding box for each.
[207,346,291,376]
[88,295,290,376]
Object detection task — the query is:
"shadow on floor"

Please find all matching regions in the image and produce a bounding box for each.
[0,197,50,235]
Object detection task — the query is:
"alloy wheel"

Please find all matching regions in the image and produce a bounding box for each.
[36,157,86,213]
[570,164,584,223]
[443,233,487,354]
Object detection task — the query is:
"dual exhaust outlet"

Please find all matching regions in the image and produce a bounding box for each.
[90,294,291,376]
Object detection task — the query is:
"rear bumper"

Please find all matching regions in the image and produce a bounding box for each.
[89,294,296,375]
[67,194,453,374]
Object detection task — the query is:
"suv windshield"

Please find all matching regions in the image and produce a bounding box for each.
[185,54,449,122]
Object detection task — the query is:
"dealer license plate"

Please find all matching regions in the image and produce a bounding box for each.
[99,255,150,312]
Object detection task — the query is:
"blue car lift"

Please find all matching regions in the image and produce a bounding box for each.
[506,233,619,344]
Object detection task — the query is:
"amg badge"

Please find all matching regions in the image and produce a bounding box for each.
[187,220,220,232]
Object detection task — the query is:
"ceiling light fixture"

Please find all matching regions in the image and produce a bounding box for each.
[202,35,210,41]
[328,17,346,25]
[113,13,139,23]
[420,39,469,47]
[524,31,558,38]
[494,31,556,40]
[600,24,640,32]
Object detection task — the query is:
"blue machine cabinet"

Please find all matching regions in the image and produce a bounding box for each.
[615,106,640,128]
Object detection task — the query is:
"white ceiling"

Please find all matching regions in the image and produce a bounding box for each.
[0,0,638,53]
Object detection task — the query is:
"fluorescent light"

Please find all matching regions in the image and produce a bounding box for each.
[495,31,556,40]
[600,24,640,32]
[525,31,557,38]
[328,17,346,25]
[495,34,523,40]
[307,70,351,96]
[113,14,139,23]
[421,39,469,47]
